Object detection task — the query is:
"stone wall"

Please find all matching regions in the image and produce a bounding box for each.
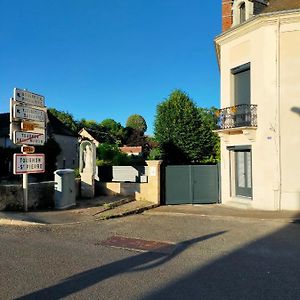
[0,178,81,211]
[0,182,55,211]
[97,160,163,205]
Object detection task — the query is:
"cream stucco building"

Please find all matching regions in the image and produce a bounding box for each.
[215,0,300,210]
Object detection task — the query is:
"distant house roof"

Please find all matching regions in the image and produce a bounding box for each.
[120,146,143,156]
[0,111,77,139]
[262,0,300,13]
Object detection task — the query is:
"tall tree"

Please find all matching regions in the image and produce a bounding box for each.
[126,114,147,133]
[77,118,103,132]
[154,89,218,164]
[48,108,77,132]
[100,118,126,145]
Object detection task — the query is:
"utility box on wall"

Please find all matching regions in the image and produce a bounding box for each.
[54,169,76,209]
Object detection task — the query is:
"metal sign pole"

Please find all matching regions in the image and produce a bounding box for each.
[22,145,28,212]
[23,173,28,212]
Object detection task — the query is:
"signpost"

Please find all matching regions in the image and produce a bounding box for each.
[13,154,45,174]
[14,88,45,107]
[21,146,35,154]
[21,121,45,132]
[9,88,47,212]
[13,131,46,146]
[13,104,46,122]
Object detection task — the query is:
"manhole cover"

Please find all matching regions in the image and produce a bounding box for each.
[100,236,176,254]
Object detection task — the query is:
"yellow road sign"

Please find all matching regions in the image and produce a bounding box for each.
[21,146,35,154]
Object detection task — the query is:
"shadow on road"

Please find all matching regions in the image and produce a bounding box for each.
[140,222,300,300]
[17,231,226,300]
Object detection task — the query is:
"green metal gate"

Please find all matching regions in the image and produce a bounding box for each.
[165,165,219,205]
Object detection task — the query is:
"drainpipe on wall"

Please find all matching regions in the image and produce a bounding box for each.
[275,16,282,210]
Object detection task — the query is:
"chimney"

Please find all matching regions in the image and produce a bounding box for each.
[222,0,233,32]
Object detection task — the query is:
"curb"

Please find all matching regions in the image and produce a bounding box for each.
[0,218,45,226]
[92,197,135,216]
[143,210,300,223]
[96,204,159,220]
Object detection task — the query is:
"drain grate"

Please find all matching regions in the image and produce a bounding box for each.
[100,236,176,254]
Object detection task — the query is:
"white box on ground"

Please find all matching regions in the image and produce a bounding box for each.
[13,153,45,174]
[54,169,76,209]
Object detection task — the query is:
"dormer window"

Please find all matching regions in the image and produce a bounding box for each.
[232,0,254,27]
[240,2,246,23]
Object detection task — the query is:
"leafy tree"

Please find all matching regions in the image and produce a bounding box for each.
[154,89,218,164]
[77,118,103,132]
[124,128,145,147]
[100,118,126,145]
[48,108,77,132]
[198,107,220,163]
[96,143,130,166]
[126,114,147,133]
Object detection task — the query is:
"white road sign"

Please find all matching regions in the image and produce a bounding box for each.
[14,88,45,107]
[13,153,45,174]
[13,104,45,122]
[13,131,46,146]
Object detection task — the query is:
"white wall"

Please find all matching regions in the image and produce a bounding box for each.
[217,12,300,210]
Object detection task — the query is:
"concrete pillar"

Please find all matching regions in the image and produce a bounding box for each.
[144,160,163,205]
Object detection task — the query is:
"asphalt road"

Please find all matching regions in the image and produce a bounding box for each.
[1,213,300,300]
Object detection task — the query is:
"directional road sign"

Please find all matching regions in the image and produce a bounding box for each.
[14,88,45,107]
[13,104,46,122]
[21,121,45,133]
[13,131,46,146]
[13,153,45,174]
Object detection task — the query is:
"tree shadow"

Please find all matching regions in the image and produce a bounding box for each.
[140,222,300,300]
[17,231,226,300]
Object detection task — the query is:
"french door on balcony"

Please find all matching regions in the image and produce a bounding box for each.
[232,62,250,106]
[235,149,252,198]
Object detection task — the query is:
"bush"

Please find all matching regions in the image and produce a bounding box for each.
[147,148,162,160]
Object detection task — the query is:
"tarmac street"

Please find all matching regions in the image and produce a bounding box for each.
[1,209,300,300]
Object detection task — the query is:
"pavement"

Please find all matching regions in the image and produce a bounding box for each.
[1,196,300,226]
[0,195,157,226]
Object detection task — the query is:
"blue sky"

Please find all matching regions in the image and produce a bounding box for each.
[0,0,221,134]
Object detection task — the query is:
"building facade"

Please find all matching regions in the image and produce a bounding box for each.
[215,0,300,210]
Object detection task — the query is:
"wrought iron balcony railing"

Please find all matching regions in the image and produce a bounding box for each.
[216,104,257,130]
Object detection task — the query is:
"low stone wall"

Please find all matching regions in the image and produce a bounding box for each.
[96,182,141,197]
[0,178,81,211]
[96,160,163,204]
[0,181,55,211]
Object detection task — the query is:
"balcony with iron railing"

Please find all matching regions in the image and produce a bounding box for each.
[216,104,257,130]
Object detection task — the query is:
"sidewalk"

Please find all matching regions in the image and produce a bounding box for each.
[0,196,156,226]
[1,200,300,226]
[145,204,300,222]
